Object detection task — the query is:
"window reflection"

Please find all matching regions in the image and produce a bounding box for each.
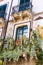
[19,0,30,11]
[16,26,28,40]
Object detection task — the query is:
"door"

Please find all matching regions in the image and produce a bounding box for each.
[19,0,30,11]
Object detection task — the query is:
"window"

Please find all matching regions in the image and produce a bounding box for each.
[19,0,30,11]
[16,26,28,40]
[0,4,7,18]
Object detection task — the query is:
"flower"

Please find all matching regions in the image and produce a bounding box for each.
[15,39,20,46]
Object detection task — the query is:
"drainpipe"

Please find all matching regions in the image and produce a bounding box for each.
[4,0,13,39]
[29,0,33,42]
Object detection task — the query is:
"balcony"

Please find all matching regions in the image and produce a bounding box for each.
[12,2,32,13]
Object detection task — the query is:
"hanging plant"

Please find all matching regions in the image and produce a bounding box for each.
[0,42,2,52]
[5,37,15,50]
[25,30,42,61]
[12,46,22,61]
[36,49,43,65]
[0,38,3,52]
[0,30,43,65]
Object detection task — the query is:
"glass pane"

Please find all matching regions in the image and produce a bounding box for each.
[19,0,26,11]
[25,0,30,2]
[17,33,22,39]
[0,4,7,18]
[23,26,28,33]
[19,28,22,34]
[23,26,28,38]
[16,26,28,39]
[17,28,22,34]
[16,27,22,39]
[20,0,24,4]
[23,32,28,38]
[25,0,30,9]
[19,0,30,11]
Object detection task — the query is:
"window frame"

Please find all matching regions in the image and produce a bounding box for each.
[16,25,28,39]
[0,4,7,18]
[13,21,31,42]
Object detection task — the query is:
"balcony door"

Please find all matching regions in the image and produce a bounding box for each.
[0,4,7,18]
[19,0,30,11]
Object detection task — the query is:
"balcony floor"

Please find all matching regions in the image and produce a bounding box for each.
[6,58,36,65]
